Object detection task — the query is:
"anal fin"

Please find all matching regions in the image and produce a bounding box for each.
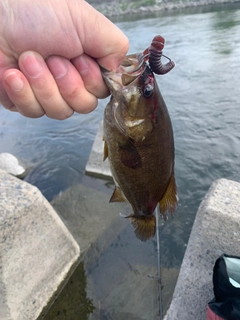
[159,174,178,220]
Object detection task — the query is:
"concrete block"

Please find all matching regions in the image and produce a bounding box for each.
[164,178,240,320]
[50,182,127,253]
[0,169,80,320]
[85,121,112,180]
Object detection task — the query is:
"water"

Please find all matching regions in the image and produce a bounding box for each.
[1,3,240,319]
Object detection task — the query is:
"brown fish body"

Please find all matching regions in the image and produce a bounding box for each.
[103,52,178,241]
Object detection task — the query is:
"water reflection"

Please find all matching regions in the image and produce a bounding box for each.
[210,9,240,55]
[213,9,240,29]
[42,261,95,320]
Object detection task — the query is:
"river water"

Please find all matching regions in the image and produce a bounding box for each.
[1,3,240,319]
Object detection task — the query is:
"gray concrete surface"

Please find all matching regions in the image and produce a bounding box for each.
[85,121,112,180]
[0,169,80,320]
[51,182,126,253]
[164,178,240,320]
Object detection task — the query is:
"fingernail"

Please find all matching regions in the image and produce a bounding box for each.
[4,72,24,91]
[47,57,67,79]
[22,52,43,78]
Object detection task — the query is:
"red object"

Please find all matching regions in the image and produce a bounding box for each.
[207,305,225,320]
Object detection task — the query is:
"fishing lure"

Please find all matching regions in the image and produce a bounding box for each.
[144,35,175,75]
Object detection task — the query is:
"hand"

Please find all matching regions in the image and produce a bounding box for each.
[0,0,129,119]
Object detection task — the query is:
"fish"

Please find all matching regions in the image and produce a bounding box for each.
[102,35,178,242]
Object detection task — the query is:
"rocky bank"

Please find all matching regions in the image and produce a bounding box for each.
[87,0,240,17]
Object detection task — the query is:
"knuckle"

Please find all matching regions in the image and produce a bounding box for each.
[62,86,80,101]
[57,110,74,120]
[46,106,73,120]
[74,98,97,114]
[60,86,98,114]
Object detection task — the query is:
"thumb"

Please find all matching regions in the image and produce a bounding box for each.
[76,1,129,71]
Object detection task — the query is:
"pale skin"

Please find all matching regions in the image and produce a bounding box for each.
[0,0,129,119]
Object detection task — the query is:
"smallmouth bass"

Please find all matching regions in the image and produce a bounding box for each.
[102,36,178,242]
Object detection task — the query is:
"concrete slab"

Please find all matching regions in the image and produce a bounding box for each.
[85,121,112,180]
[50,182,128,253]
[164,178,240,320]
[0,169,80,320]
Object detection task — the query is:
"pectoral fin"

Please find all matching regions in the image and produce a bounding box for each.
[109,186,127,203]
[159,174,178,220]
[119,139,142,169]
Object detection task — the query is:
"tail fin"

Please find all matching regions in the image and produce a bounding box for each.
[130,215,156,242]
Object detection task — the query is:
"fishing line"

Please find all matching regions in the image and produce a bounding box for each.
[156,206,163,320]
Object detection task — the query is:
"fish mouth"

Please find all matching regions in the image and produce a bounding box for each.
[102,52,147,90]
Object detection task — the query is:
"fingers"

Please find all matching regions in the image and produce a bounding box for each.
[0,52,20,110]
[47,53,109,113]
[3,70,45,117]
[3,52,74,119]
[0,0,129,120]
[71,54,109,99]
[2,51,107,118]
[19,52,75,119]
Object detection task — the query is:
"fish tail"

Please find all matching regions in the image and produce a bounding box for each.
[129,215,156,242]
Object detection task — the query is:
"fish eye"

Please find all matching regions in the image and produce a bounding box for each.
[143,84,154,98]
